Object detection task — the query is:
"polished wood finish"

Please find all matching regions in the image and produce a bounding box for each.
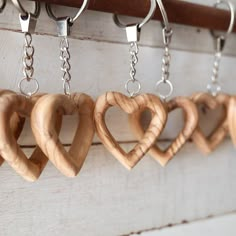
[191,92,229,154]
[0,92,51,182]
[0,90,25,166]
[34,0,236,32]
[31,93,95,177]
[129,96,198,166]
[94,92,167,169]
[228,96,236,145]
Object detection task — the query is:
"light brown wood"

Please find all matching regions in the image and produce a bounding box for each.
[0,92,52,182]
[31,93,95,177]
[94,92,167,169]
[0,90,25,166]
[129,96,199,167]
[191,92,230,154]
[228,96,236,146]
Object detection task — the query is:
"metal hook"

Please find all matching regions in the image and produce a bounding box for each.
[113,0,156,42]
[0,0,6,13]
[45,0,90,25]
[11,0,40,18]
[156,0,171,32]
[210,0,235,52]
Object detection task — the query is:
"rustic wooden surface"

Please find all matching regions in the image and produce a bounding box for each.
[0,0,236,235]
[33,0,236,32]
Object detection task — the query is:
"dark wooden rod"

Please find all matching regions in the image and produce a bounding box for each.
[32,0,236,32]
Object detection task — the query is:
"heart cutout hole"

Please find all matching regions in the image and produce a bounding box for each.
[197,103,225,137]
[139,108,184,150]
[59,114,78,145]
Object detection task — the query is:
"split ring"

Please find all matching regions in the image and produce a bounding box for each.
[11,0,40,18]
[45,0,90,25]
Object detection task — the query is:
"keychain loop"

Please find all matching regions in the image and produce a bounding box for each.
[18,78,39,97]
[0,0,6,13]
[155,0,173,100]
[207,0,235,96]
[11,0,40,18]
[113,0,156,30]
[211,0,235,42]
[45,0,90,25]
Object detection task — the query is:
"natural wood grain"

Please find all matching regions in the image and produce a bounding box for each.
[31,93,95,177]
[94,92,167,169]
[33,0,236,32]
[0,89,25,166]
[0,92,51,182]
[129,96,199,167]
[228,96,236,146]
[191,92,230,154]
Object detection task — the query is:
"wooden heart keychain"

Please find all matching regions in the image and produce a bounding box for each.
[94,0,168,170]
[31,1,95,178]
[0,0,53,181]
[129,0,199,167]
[191,0,234,154]
[0,1,25,167]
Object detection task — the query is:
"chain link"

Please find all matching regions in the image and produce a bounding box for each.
[18,32,39,96]
[156,28,173,100]
[207,50,222,96]
[60,37,71,95]
[125,42,141,97]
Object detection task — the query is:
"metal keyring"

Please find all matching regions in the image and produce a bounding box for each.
[113,0,156,30]
[156,0,171,32]
[155,79,173,100]
[45,0,90,25]
[211,0,235,39]
[0,0,6,13]
[11,0,40,18]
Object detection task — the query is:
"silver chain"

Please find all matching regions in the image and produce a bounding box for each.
[207,49,222,96]
[125,42,141,97]
[18,32,39,96]
[156,28,173,100]
[60,37,71,95]
[23,32,35,81]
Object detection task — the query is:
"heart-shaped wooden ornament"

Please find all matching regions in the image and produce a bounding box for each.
[129,96,198,166]
[227,96,236,145]
[31,93,95,177]
[94,92,167,169]
[191,92,230,154]
[0,90,25,166]
[0,92,55,182]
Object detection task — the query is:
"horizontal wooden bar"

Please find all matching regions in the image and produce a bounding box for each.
[33,0,236,32]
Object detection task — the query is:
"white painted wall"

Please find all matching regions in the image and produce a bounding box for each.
[0,0,236,235]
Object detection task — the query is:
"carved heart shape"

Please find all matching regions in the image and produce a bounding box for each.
[0,90,25,166]
[94,92,167,169]
[0,92,53,182]
[31,93,95,177]
[227,96,236,145]
[129,96,198,166]
[191,92,229,154]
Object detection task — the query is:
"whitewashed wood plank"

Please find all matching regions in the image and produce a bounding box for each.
[0,141,236,236]
[0,1,236,55]
[137,213,236,236]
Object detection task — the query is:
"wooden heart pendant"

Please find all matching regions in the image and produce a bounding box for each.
[0,92,52,182]
[31,93,95,177]
[191,92,230,154]
[227,96,236,145]
[0,90,25,166]
[94,92,167,169]
[129,96,198,166]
